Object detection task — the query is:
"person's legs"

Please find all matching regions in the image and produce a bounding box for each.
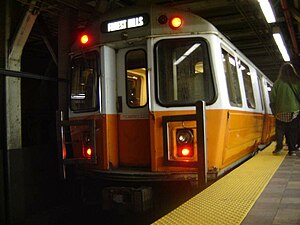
[296,115,300,149]
[274,119,285,154]
[286,118,298,156]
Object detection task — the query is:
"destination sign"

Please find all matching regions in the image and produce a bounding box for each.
[101,13,149,33]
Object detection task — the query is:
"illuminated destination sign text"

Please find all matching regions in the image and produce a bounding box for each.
[101,14,149,33]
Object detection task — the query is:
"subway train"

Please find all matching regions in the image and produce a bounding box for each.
[57,5,275,206]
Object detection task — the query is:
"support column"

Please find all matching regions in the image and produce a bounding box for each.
[5,1,39,224]
[5,66,21,149]
[6,1,39,150]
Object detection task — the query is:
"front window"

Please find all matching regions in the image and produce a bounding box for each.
[70,52,99,112]
[155,38,215,106]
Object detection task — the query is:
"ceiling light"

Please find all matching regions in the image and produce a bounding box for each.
[273,33,290,61]
[257,0,276,23]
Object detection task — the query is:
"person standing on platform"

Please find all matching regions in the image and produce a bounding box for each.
[270,63,300,156]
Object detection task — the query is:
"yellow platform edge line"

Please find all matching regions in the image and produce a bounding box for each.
[152,142,286,225]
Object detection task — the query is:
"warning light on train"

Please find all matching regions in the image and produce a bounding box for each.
[178,145,194,157]
[82,132,92,158]
[181,147,191,156]
[80,34,89,44]
[170,16,183,29]
[83,146,92,158]
[86,148,92,156]
[176,129,194,157]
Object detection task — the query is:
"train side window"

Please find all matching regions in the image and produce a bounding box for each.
[125,49,147,108]
[263,81,273,113]
[155,38,215,106]
[239,61,256,109]
[257,72,265,110]
[222,49,242,107]
[267,82,272,101]
[267,82,272,106]
[70,51,99,112]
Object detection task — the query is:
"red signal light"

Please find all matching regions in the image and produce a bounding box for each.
[181,148,191,156]
[82,132,93,158]
[177,145,194,157]
[86,147,92,156]
[83,146,92,158]
[80,34,89,44]
[170,16,183,29]
[176,129,194,158]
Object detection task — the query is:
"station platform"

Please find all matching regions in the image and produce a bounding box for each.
[152,142,300,225]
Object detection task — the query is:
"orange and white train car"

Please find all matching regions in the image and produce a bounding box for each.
[58,6,275,186]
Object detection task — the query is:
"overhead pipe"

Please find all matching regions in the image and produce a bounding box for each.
[280,0,299,56]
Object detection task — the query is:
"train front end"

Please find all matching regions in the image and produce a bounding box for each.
[57,6,275,201]
[56,7,214,186]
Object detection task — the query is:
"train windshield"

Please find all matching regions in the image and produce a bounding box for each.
[70,52,99,112]
[155,38,215,106]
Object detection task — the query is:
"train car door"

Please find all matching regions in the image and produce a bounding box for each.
[116,47,150,167]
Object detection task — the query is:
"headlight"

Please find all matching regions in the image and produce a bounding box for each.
[176,129,193,145]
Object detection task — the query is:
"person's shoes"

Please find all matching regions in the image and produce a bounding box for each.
[288,151,297,156]
[273,148,283,154]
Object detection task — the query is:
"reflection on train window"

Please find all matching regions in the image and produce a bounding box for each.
[222,49,242,107]
[267,82,272,100]
[70,51,99,112]
[257,72,264,110]
[240,60,256,108]
[125,49,147,108]
[155,38,214,106]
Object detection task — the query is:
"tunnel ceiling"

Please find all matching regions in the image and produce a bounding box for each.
[13,0,300,81]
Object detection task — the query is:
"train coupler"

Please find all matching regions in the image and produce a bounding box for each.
[102,186,153,213]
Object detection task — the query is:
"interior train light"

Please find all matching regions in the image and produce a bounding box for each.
[170,16,183,29]
[80,34,89,44]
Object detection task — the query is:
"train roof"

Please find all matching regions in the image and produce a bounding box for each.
[70,6,272,82]
[71,6,220,50]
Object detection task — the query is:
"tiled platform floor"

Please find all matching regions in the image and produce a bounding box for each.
[241,151,300,225]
